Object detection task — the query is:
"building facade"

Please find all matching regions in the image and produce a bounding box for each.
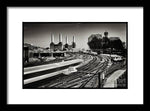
[50,34,76,51]
[50,34,63,51]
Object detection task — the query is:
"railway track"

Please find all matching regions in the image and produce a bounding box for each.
[78,56,109,88]
[37,54,95,88]
[40,54,110,88]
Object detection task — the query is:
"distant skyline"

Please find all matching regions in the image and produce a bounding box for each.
[24,23,127,49]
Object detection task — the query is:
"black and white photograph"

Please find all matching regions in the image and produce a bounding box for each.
[23,22,127,89]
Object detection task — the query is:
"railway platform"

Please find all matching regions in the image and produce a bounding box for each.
[103,69,126,88]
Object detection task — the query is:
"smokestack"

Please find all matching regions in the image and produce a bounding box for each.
[51,34,54,43]
[66,36,68,44]
[73,36,75,42]
[59,33,62,42]
[72,36,76,48]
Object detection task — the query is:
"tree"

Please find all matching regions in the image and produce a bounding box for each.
[87,35,102,52]
[87,34,124,54]
[110,39,124,51]
[102,37,110,49]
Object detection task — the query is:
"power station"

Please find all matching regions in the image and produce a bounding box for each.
[50,34,76,51]
[50,33,63,51]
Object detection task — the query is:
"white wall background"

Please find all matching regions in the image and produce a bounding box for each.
[7,7,143,104]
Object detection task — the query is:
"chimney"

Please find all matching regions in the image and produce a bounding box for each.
[51,34,54,43]
[73,36,75,42]
[66,36,68,44]
[59,33,62,42]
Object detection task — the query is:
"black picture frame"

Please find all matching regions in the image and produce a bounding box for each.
[1,0,148,110]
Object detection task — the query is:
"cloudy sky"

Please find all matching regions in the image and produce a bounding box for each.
[24,22,127,49]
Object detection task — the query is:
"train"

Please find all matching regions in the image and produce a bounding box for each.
[63,66,78,75]
[81,50,97,56]
[110,54,124,62]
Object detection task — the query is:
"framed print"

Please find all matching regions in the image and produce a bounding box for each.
[23,22,128,89]
[1,0,147,110]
